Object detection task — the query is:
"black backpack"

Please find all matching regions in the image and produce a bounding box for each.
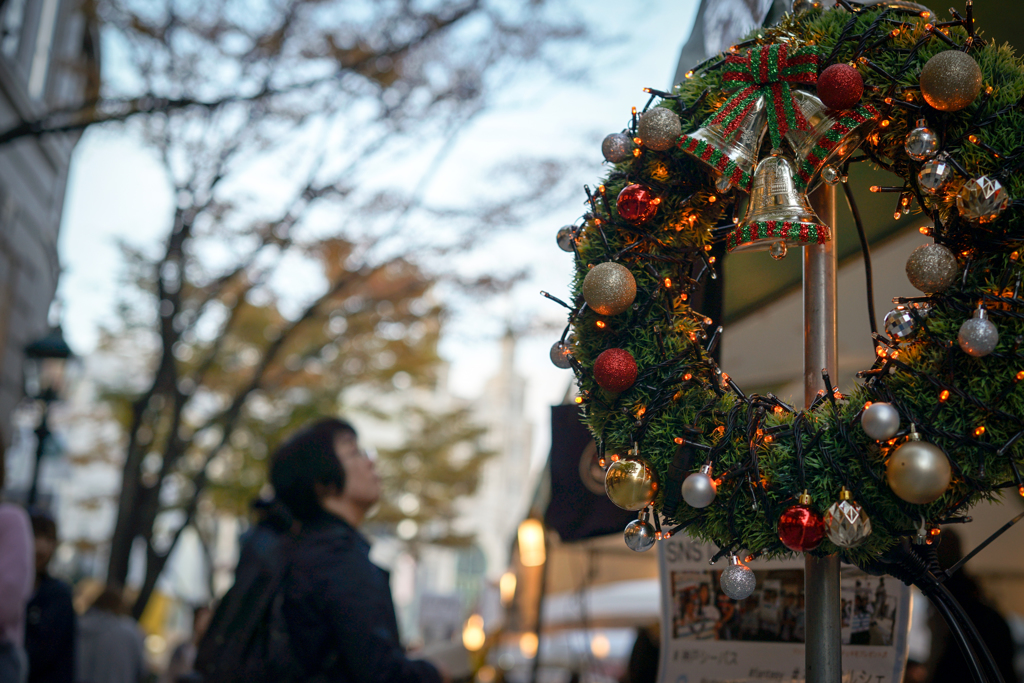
[193,508,309,683]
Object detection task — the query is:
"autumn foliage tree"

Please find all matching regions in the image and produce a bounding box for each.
[73,0,583,617]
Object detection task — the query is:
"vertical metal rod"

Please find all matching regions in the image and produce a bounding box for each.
[804,185,841,683]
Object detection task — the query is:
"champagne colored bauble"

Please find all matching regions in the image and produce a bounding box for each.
[904,122,939,161]
[556,225,575,252]
[861,401,900,441]
[920,50,982,112]
[549,341,573,369]
[681,465,717,508]
[605,459,658,511]
[918,154,954,195]
[637,107,681,151]
[593,348,638,392]
[817,63,864,111]
[582,262,636,315]
[958,307,999,357]
[623,518,657,552]
[957,176,1010,224]
[906,243,958,293]
[721,557,757,600]
[778,497,826,552]
[824,488,872,548]
[616,184,659,224]
[886,430,951,504]
[883,307,916,342]
[602,133,633,163]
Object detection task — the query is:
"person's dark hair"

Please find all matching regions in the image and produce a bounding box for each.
[91,584,127,615]
[30,511,58,541]
[269,418,356,522]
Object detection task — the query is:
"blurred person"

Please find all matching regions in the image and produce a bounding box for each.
[25,511,76,683]
[197,418,450,683]
[714,592,740,641]
[0,462,34,683]
[75,586,146,683]
[619,627,658,683]
[926,530,1016,683]
[159,605,210,683]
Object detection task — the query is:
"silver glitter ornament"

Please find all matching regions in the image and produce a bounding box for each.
[917,154,954,195]
[904,120,939,161]
[957,176,1010,224]
[602,133,633,163]
[583,262,637,316]
[681,464,717,508]
[720,557,757,600]
[623,511,657,552]
[883,307,916,341]
[906,243,958,294]
[887,426,951,504]
[958,307,999,357]
[824,488,872,548]
[637,107,681,151]
[861,402,900,441]
[556,225,575,252]
[549,341,573,369]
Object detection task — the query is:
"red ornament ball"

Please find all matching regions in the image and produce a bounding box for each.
[616,184,659,224]
[817,63,863,111]
[593,348,638,393]
[778,504,826,552]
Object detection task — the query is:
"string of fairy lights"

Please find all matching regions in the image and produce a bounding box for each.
[545,0,1024,636]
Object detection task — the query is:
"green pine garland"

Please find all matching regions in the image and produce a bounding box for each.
[564,3,1024,565]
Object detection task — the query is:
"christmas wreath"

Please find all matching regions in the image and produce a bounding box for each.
[550,1,1024,589]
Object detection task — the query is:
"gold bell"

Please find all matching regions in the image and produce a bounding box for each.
[727,151,831,256]
[785,89,880,192]
[679,95,767,193]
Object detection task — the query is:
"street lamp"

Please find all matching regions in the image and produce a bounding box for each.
[24,325,72,507]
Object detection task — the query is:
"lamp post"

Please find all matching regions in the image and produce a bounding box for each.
[24,325,72,507]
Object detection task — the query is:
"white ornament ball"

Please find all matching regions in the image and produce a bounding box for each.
[721,561,757,600]
[681,469,717,508]
[623,519,657,552]
[861,402,900,441]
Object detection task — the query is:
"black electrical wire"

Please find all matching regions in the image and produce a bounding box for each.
[842,170,878,336]
[921,582,990,683]
[927,578,1006,683]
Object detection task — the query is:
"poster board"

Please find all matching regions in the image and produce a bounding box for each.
[658,534,910,683]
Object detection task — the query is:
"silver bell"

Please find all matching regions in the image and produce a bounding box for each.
[679,95,767,193]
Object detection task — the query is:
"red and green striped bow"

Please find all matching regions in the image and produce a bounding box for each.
[707,43,819,150]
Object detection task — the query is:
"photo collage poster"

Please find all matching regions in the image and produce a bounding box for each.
[658,534,910,683]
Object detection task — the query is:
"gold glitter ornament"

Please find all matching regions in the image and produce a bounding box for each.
[920,51,982,112]
[637,107,681,151]
[583,262,637,316]
[905,243,958,293]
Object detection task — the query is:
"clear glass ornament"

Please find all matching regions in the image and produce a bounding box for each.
[956,176,1010,224]
[824,488,872,548]
[917,154,954,195]
[905,120,939,161]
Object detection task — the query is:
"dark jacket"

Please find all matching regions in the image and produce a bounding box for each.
[281,511,440,683]
[26,574,76,683]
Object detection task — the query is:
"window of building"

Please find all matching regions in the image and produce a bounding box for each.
[28,0,59,99]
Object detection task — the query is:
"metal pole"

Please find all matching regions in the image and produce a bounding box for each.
[529,533,548,683]
[804,184,841,683]
[27,404,49,507]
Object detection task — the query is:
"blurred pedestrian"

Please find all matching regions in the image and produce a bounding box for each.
[159,605,210,683]
[76,586,146,683]
[25,511,76,683]
[926,531,1016,683]
[0,463,34,683]
[197,418,451,682]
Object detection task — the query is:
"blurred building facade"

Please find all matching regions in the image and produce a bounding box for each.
[0,0,99,472]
